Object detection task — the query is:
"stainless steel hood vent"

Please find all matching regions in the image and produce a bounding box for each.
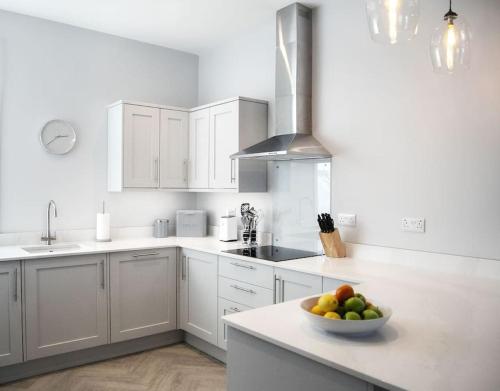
[231,3,331,161]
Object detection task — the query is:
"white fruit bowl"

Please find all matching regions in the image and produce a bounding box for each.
[300,296,392,336]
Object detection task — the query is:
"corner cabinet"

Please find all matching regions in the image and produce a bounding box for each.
[24,255,108,360]
[193,98,268,192]
[0,261,22,366]
[108,97,268,193]
[179,249,218,345]
[109,248,177,343]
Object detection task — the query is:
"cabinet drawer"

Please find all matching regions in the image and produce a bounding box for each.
[219,276,273,308]
[218,298,252,350]
[110,248,175,262]
[219,256,273,289]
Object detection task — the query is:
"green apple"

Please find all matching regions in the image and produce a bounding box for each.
[344,297,365,313]
[344,311,362,320]
[362,309,379,320]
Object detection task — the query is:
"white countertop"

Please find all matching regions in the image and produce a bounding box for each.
[1,235,499,390]
[224,261,500,391]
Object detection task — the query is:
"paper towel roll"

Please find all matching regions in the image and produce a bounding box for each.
[96,213,111,242]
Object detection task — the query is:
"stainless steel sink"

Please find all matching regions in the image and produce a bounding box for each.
[22,243,82,254]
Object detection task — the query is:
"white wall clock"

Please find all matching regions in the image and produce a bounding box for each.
[39,120,77,155]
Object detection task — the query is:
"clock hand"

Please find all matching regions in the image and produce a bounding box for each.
[46,134,69,146]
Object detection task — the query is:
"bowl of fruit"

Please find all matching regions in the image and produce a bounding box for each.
[301,284,391,335]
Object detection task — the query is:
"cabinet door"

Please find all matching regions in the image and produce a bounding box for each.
[217,298,252,351]
[275,269,322,303]
[160,109,189,189]
[123,104,160,188]
[110,249,177,343]
[179,249,218,345]
[188,109,210,189]
[0,262,22,367]
[24,255,108,360]
[323,277,358,293]
[209,101,239,189]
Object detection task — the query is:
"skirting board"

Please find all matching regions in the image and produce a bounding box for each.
[185,333,226,364]
[0,330,184,385]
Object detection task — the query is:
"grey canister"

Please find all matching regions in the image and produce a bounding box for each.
[153,218,169,238]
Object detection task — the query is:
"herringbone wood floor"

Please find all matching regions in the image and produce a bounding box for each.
[1,344,226,391]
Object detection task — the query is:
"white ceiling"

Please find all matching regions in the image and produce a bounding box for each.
[0,0,313,54]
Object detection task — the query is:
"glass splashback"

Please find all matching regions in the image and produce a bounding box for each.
[269,158,331,252]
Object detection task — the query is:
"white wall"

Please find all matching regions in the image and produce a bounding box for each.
[196,17,275,233]
[198,0,500,260]
[0,10,199,233]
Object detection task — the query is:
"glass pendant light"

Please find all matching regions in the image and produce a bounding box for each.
[430,0,472,74]
[366,0,420,44]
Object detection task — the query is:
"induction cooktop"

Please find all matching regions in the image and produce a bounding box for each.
[223,246,322,262]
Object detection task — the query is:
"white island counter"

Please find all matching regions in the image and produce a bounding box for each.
[224,257,500,391]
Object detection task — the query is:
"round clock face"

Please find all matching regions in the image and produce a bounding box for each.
[40,120,77,155]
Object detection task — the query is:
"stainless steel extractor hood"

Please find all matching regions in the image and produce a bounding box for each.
[231,3,331,161]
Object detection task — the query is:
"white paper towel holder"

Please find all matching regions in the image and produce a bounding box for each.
[96,201,112,242]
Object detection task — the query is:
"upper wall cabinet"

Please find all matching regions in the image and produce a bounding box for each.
[160,109,189,189]
[188,108,210,189]
[191,98,268,192]
[108,97,268,193]
[108,102,189,191]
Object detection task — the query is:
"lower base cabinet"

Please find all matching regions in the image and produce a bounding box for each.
[110,248,177,343]
[275,269,323,303]
[179,249,218,345]
[24,255,108,360]
[217,298,252,350]
[0,261,22,366]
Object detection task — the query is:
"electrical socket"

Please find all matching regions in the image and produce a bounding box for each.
[338,214,356,227]
[401,217,425,233]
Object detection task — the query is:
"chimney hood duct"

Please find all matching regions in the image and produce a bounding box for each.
[231,3,331,161]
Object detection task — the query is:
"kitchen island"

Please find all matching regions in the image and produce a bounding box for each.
[224,260,500,391]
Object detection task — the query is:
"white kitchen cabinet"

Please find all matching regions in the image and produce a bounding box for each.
[0,262,22,367]
[274,269,322,303]
[24,255,108,360]
[110,249,177,343]
[122,104,160,188]
[217,298,252,350]
[160,109,189,189]
[109,98,268,193]
[209,101,239,189]
[207,99,268,192]
[219,277,273,308]
[322,277,358,293]
[179,249,218,345]
[188,108,210,189]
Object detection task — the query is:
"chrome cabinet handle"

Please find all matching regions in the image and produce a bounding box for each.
[13,267,18,302]
[230,262,256,270]
[274,276,282,304]
[132,252,160,258]
[230,284,256,294]
[230,159,236,183]
[154,158,159,183]
[100,260,105,289]
[183,160,188,183]
[229,307,241,313]
[281,278,285,302]
[181,256,186,280]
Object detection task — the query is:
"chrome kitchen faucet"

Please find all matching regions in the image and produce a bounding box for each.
[41,200,58,245]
